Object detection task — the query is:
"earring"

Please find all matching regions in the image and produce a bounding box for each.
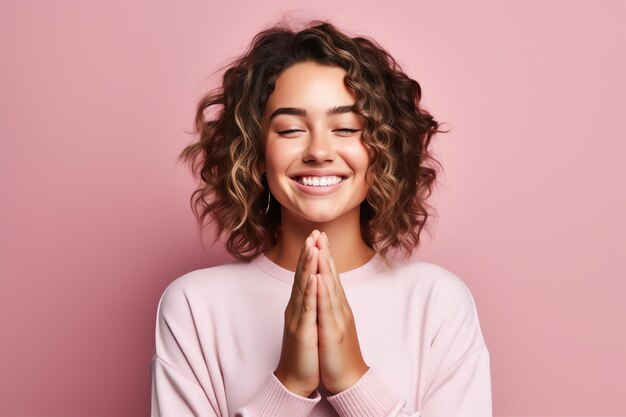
[263,189,271,214]
[261,172,271,215]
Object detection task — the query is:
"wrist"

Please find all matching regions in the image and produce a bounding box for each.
[273,370,314,398]
[326,364,370,395]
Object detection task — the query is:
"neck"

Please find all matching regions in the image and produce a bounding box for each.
[264,206,376,274]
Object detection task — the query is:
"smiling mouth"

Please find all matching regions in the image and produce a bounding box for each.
[293,176,347,187]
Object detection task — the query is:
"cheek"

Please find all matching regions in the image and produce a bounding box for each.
[344,143,373,192]
[263,142,284,173]
[263,142,301,183]
[342,143,371,172]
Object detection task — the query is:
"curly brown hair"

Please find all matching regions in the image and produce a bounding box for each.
[179,18,445,264]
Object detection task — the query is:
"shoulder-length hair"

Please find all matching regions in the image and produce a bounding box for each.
[180,19,444,264]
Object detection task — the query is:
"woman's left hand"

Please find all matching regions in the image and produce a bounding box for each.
[313,231,370,395]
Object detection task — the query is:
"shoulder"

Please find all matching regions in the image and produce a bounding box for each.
[155,259,258,317]
[387,257,472,292]
[380,258,489,350]
[386,257,479,314]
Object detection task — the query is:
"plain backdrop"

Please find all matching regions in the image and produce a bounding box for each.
[1,1,625,416]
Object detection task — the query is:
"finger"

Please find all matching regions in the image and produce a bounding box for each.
[310,229,321,242]
[316,235,340,296]
[298,273,318,328]
[292,247,319,323]
[322,232,338,278]
[316,273,337,330]
[295,236,314,285]
[292,236,314,300]
[322,232,346,300]
[287,241,310,312]
[318,248,343,317]
[317,247,337,295]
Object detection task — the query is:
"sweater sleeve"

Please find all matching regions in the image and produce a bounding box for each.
[151,354,217,416]
[326,274,492,417]
[150,277,323,417]
[150,279,224,416]
[233,373,322,417]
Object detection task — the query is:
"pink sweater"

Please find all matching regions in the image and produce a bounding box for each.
[150,252,492,416]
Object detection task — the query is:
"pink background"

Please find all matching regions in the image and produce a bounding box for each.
[1,1,625,416]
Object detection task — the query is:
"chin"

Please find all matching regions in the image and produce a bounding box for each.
[282,201,361,225]
[300,206,359,224]
[300,212,341,224]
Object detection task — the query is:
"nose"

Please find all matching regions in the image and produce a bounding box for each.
[303,129,336,163]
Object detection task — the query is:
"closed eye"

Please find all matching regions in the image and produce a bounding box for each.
[277,129,304,136]
[335,128,360,135]
[277,128,360,136]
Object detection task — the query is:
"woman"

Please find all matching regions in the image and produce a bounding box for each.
[151,19,492,417]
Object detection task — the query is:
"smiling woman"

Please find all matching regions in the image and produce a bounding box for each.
[178,20,443,265]
[150,18,492,417]
[260,62,374,265]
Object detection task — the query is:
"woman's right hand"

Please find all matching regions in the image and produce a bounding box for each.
[273,233,321,398]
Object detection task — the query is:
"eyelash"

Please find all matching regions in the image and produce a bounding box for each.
[277,128,360,136]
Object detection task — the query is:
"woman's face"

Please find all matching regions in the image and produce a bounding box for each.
[260,61,371,225]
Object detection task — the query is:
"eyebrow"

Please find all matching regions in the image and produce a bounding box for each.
[267,104,358,122]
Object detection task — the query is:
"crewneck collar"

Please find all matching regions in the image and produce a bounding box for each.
[252,251,385,286]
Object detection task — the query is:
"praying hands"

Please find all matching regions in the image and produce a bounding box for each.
[273,230,370,397]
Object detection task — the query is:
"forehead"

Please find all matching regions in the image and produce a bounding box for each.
[264,62,356,118]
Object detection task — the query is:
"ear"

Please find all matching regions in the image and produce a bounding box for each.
[258,159,266,175]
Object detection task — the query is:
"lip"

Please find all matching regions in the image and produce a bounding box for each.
[290,170,350,179]
[291,176,347,195]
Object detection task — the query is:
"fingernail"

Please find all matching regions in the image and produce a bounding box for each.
[323,232,329,245]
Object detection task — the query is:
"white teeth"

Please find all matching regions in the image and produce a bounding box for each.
[296,176,345,187]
